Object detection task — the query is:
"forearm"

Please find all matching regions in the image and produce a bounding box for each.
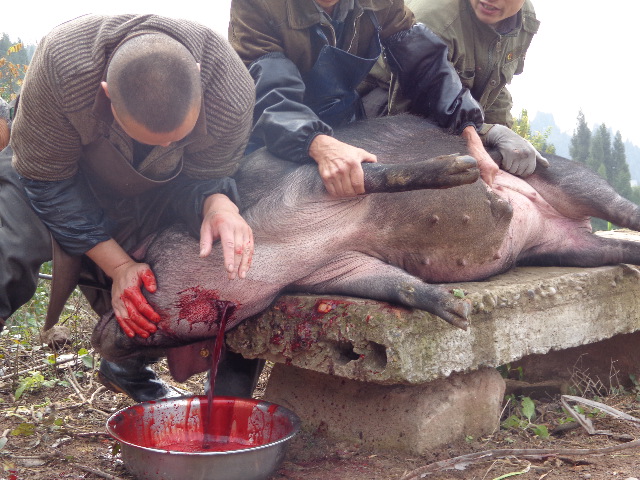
[18,173,111,255]
[161,174,240,239]
[202,193,240,219]
[384,24,484,133]
[85,239,133,279]
[249,53,332,162]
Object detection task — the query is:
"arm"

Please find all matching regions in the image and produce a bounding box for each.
[18,174,163,338]
[382,24,501,184]
[248,53,333,163]
[383,24,483,135]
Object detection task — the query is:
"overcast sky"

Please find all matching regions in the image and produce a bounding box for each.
[4,0,640,145]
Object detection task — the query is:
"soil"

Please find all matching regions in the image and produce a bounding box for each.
[2,356,640,480]
[1,296,640,480]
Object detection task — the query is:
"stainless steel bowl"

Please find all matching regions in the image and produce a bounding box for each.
[106,396,301,480]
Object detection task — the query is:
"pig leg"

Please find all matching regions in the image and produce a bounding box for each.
[520,234,640,268]
[526,154,640,230]
[362,154,479,193]
[290,252,472,330]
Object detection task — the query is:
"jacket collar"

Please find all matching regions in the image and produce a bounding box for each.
[287,0,387,29]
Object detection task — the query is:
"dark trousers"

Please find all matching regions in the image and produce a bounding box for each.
[0,146,51,322]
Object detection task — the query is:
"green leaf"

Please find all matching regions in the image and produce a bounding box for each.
[14,382,28,400]
[532,424,549,438]
[81,355,94,369]
[521,397,535,422]
[452,288,465,298]
[11,423,36,436]
[501,415,523,429]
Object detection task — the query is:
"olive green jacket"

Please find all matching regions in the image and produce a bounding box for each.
[371,0,539,127]
[229,0,416,75]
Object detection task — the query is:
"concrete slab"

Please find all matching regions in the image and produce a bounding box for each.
[228,262,640,385]
[226,230,640,452]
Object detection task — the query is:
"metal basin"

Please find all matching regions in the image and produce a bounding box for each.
[106,396,301,480]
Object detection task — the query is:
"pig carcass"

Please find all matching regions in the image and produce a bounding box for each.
[92,114,640,373]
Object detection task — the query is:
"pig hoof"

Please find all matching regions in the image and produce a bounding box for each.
[440,299,471,331]
[453,155,477,170]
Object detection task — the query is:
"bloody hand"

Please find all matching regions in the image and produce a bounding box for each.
[113,265,161,338]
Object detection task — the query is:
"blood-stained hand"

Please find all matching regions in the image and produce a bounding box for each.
[199,193,254,280]
[111,261,161,338]
[86,239,162,339]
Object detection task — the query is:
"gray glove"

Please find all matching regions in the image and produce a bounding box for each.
[484,124,549,177]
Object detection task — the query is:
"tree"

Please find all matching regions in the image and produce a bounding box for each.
[609,131,632,200]
[512,109,555,154]
[0,33,32,101]
[569,110,591,165]
[587,123,611,175]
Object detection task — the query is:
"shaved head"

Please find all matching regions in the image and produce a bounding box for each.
[106,34,202,133]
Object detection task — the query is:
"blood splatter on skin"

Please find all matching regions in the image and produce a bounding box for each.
[174,286,237,329]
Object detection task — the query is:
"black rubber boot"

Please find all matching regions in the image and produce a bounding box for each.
[206,350,265,398]
[98,357,189,402]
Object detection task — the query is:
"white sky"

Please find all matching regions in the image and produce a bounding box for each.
[3,0,640,145]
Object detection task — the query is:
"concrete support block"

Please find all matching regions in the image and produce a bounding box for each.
[264,364,505,455]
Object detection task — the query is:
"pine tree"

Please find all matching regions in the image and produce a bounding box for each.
[588,124,612,231]
[569,110,591,165]
[588,123,611,174]
[609,131,632,200]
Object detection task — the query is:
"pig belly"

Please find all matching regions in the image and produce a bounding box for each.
[492,172,592,265]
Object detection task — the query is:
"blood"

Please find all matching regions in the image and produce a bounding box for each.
[161,438,251,452]
[175,286,227,328]
[202,300,235,449]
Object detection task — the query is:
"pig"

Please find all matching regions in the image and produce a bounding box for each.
[92,114,640,375]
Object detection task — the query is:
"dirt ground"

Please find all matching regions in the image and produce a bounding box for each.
[1,352,640,480]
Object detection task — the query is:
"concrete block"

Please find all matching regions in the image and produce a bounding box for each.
[264,364,505,455]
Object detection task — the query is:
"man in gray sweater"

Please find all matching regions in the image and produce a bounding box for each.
[2,14,257,402]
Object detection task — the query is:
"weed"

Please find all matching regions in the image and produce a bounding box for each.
[497,363,524,381]
[501,395,549,439]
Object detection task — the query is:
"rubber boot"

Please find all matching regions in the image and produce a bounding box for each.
[98,357,189,402]
[206,350,265,398]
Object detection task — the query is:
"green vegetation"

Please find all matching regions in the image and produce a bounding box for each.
[0,33,34,101]
[501,395,550,439]
[514,107,637,232]
[512,108,555,155]
[569,110,639,231]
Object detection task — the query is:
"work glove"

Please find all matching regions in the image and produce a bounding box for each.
[483,124,550,177]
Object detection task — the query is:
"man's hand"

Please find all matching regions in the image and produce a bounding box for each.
[308,134,377,197]
[461,126,499,186]
[199,193,254,280]
[484,124,550,177]
[111,261,161,338]
[86,239,161,339]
